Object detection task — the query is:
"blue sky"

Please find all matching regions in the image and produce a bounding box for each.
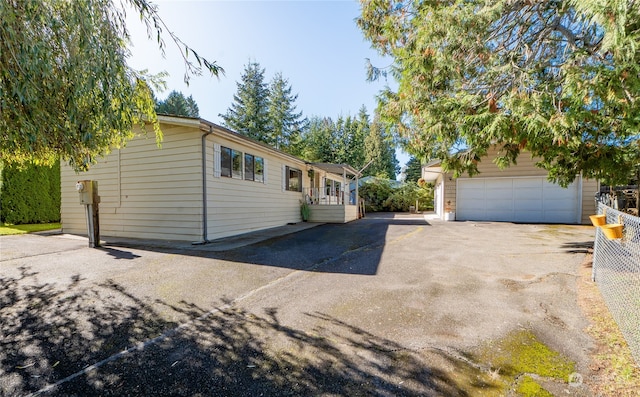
[126,0,409,173]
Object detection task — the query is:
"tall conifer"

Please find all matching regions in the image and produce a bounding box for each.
[267,72,307,155]
[156,90,199,117]
[219,61,270,141]
[364,117,398,179]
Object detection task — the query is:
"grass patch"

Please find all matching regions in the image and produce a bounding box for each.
[0,222,61,235]
[472,329,576,396]
[515,375,554,397]
[418,329,576,396]
[477,329,575,379]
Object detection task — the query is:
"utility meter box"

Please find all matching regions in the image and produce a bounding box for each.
[76,180,94,205]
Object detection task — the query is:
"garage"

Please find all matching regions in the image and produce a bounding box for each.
[456,177,581,224]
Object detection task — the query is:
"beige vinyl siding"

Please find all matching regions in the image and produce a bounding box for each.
[308,205,357,223]
[443,177,457,213]
[581,178,599,223]
[61,123,203,241]
[473,148,547,177]
[205,132,309,240]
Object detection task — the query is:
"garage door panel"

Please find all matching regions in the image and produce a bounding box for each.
[514,180,541,187]
[544,200,575,211]
[513,188,542,200]
[459,190,485,201]
[486,188,513,200]
[486,199,513,210]
[514,199,542,211]
[457,177,579,223]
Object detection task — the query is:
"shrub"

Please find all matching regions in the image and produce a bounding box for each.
[359,178,433,212]
[1,161,61,224]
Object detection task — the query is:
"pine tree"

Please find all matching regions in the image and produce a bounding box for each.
[267,72,307,155]
[301,117,339,163]
[156,90,199,117]
[364,117,398,179]
[219,61,270,141]
[349,106,370,169]
[404,157,423,183]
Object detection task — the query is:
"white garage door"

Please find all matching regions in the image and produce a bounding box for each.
[457,177,580,223]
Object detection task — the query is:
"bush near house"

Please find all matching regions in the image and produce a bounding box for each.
[0,161,61,224]
[359,178,433,212]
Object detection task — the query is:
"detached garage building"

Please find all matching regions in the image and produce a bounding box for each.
[422,147,599,224]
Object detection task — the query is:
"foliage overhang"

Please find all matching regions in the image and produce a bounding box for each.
[358,0,640,186]
[0,0,222,172]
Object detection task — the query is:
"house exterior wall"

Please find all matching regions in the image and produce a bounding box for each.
[427,147,599,224]
[580,178,599,223]
[203,130,309,241]
[61,123,204,241]
[61,117,360,243]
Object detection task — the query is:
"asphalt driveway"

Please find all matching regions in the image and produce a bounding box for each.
[1,214,597,396]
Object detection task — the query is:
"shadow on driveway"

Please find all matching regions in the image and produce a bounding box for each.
[102,217,431,276]
[1,266,481,397]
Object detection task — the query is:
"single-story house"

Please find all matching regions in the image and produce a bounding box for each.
[422,146,599,224]
[61,115,360,242]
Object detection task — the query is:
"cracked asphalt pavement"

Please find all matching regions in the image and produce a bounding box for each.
[0,213,597,396]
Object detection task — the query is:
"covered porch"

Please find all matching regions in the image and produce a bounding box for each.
[304,163,361,223]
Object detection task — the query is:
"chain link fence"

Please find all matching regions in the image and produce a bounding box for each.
[592,202,640,365]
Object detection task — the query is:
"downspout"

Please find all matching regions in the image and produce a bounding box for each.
[198,125,214,244]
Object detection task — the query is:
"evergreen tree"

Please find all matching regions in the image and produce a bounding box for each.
[404,157,423,183]
[364,117,398,179]
[301,117,339,163]
[334,115,348,164]
[220,61,270,141]
[267,72,307,155]
[349,106,370,169]
[156,90,199,117]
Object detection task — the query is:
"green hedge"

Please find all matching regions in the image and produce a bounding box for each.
[1,161,61,224]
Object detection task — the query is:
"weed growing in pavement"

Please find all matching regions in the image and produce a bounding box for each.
[474,329,576,396]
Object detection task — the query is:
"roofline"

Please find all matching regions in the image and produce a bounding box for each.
[157,114,201,127]
[423,159,442,168]
[309,162,361,177]
[197,118,307,166]
[156,114,363,170]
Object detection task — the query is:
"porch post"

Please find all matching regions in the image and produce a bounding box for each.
[343,168,347,205]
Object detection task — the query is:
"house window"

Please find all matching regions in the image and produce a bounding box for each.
[221,146,232,177]
[244,154,254,181]
[255,157,264,182]
[286,166,302,192]
[221,146,243,178]
[232,150,242,178]
[243,153,265,182]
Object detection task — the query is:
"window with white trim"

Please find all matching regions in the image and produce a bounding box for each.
[285,166,302,192]
[244,153,265,182]
[220,146,243,178]
[255,157,264,183]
